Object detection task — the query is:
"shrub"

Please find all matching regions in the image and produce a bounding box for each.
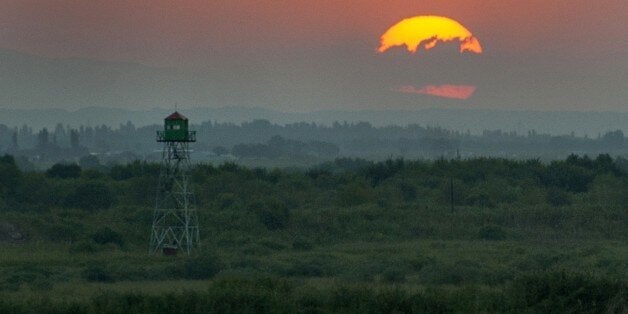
[546,188,571,207]
[399,182,417,201]
[92,227,124,247]
[292,238,314,251]
[510,271,628,312]
[335,183,374,207]
[84,263,111,282]
[250,198,290,230]
[65,182,115,211]
[182,252,223,280]
[382,268,406,283]
[478,225,507,241]
[286,261,324,277]
[45,222,83,242]
[69,240,100,253]
[46,163,81,179]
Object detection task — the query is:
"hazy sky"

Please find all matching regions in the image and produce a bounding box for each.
[0,1,626,112]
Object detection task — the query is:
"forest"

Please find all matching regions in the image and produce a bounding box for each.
[0,154,626,312]
[1,120,626,170]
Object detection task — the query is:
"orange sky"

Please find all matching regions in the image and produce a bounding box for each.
[0,1,626,111]
[1,0,625,64]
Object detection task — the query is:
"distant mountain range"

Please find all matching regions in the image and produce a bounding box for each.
[0,106,626,137]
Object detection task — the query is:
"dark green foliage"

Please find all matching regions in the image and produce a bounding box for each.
[510,271,628,312]
[46,163,81,179]
[109,160,160,180]
[92,227,123,247]
[335,182,374,207]
[398,182,417,201]
[0,266,52,292]
[362,158,405,186]
[419,260,482,285]
[84,263,111,282]
[382,268,406,283]
[10,172,54,210]
[0,155,20,196]
[546,187,571,206]
[69,240,100,253]
[291,237,314,251]
[182,252,223,280]
[542,160,594,192]
[0,275,626,312]
[0,154,627,312]
[478,225,507,241]
[44,222,83,242]
[65,182,115,211]
[250,198,290,230]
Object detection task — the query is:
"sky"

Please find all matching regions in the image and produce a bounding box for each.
[0,0,626,112]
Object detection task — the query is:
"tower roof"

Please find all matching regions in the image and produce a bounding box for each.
[165,111,188,121]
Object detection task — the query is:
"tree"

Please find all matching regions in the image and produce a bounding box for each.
[46,163,81,179]
[0,155,21,198]
[70,129,80,149]
[10,130,18,150]
[65,182,115,211]
[37,128,49,149]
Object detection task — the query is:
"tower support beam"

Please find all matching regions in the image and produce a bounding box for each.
[150,129,199,255]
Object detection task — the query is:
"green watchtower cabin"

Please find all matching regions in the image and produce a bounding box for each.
[157,111,196,142]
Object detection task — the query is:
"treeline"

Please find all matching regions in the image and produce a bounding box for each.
[1,153,626,222]
[0,120,626,167]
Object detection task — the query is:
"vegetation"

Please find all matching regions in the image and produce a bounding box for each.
[0,154,626,312]
[1,120,626,169]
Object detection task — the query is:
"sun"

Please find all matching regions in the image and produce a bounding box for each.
[378,15,482,54]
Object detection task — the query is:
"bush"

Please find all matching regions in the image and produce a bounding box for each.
[92,227,124,247]
[182,252,223,280]
[510,271,628,312]
[250,198,290,230]
[284,255,338,278]
[292,238,314,251]
[478,225,507,241]
[46,163,81,179]
[69,240,100,253]
[84,263,111,282]
[65,182,115,211]
[399,182,417,201]
[546,188,571,207]
[45,222,83,242]
[382,268,406,283]
[286,260,325,277]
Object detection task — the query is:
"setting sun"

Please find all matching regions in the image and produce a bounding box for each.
[378,15,482,54]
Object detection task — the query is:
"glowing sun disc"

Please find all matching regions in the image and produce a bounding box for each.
[378,15,482,54]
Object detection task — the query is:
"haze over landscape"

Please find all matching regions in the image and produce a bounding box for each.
[0,2,627,312]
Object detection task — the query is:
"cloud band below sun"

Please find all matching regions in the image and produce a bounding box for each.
[395,84,477,100]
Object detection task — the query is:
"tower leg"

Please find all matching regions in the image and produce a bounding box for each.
[150,141,199,255]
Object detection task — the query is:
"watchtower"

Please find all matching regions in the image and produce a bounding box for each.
[150,111,199,254]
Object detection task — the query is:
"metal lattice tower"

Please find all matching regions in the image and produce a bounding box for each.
[150,112,199,255]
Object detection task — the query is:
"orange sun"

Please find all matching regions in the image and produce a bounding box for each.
[378,15,482,54]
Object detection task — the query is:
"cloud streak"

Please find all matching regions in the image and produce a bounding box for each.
[395,84,477,100]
